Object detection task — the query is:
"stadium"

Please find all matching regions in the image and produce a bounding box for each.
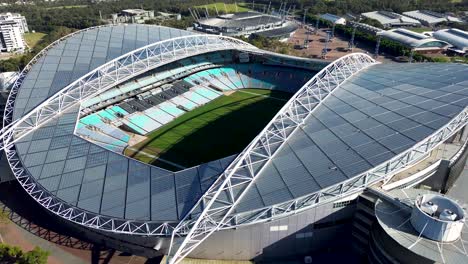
[192,11,298,39]
[1,24,468,264]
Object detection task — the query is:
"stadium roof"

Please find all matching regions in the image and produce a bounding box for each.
[379,28,449,50]
[252,22,298,38]
[4,24,468,241]
[236,62,468,213]
[197,11,282,28]
[433,28,468,54]
[362,11,421,28]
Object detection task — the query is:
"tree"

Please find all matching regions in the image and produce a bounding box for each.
[19,247,49,264]
[0,244,49,264]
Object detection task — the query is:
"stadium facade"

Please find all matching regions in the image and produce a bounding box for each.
[192,11,298,39]
[1,24,468,264]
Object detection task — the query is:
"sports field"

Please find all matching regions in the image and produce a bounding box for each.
[195,2,250,13]
[125,89,291,170]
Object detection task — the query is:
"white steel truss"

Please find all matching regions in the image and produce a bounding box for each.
[1,30,257,236]
[166,53,378,263]
[224,107,468,227]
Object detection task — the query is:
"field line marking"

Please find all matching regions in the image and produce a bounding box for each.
[237,89,289,102]
[126,147,186,169]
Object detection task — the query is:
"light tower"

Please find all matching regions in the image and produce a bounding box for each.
[409,48,415,63]
[315,15,320,35]
[348,23,357,52]
[303,8,308,28]
[374,34,381,59]
[331,22,336,40]
[321,31,331,59]
[303,29,310,49]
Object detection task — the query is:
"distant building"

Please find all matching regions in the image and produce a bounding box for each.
[111,9,155,24]
[379,28,449,53]
[403,10,463,26]
[319,13,346,25]
[348,21,382,35]
[362,11,421,28]
[0,13,28,33]
[0,13,28,53]
[156,12,181,21]
[433,28,468,55]
[193,11,297,38]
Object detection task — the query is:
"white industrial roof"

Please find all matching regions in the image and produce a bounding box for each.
[403,10,446,25]
[319,13,346,25]
[362,11,421,27]
[403,10,463,25]
[433,28,468,53]
[379,28,449,50]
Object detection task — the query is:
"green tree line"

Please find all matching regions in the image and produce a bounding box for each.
[0,0,466,71]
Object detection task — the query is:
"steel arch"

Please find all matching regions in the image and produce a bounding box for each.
[167,53,378,263]
[224,107,468,228]
[1,32,257,236]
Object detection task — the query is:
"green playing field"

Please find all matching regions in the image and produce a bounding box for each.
[194,2,250,14]
[125,89,291,170]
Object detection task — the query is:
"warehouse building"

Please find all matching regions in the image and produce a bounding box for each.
[433,28,468,55]
[319,13,346,25]
[362,11,421,28]
[379,28,449,53]
[403,10,463,27]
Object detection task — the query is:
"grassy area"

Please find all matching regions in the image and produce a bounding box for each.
[406,27,433,33]
[23,32,46,49]
[195,2,250,14]
[126,89,291,169]
[45,5,88,10]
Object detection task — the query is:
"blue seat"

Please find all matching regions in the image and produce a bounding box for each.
[159,102,185,117]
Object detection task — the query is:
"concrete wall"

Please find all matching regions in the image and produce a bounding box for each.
[164,200,357,261]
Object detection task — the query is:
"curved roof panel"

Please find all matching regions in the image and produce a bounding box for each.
[237,62,468,212]
[198,12,282,28]
[13,25,193,120]
[433,29,468,52]
[11,25,238,223]
[379,28,449,49]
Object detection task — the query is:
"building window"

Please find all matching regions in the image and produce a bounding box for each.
[270,225,288,232]
[332,199,355,208]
